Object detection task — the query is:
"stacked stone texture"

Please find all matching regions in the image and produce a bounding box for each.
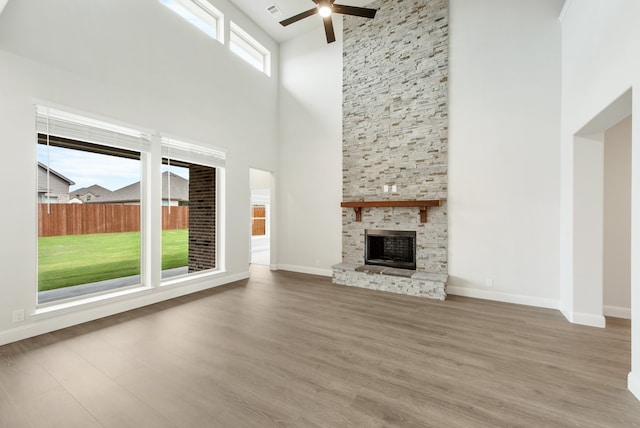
[188,165,217,273]
[338,0,448,296]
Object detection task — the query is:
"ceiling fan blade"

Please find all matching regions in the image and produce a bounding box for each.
[332,4,377,19]
[280,8,318,26]
[323,16,336,43]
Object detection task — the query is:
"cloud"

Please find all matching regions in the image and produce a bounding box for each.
[38,145,140,191]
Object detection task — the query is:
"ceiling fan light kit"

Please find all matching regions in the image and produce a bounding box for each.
[318,4,332,18]
[279,0,377,44]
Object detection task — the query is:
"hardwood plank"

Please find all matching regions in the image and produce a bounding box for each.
[0,265,639,427]
[0,384,31,428]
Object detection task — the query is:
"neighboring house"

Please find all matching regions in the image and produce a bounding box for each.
[71,184,113,203]
[37,162,75,203]
[88,172,189,205]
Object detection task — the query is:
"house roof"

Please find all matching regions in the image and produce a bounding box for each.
[37,162,75,186]
[161,171,189,201]
[88,172,189,203]
[71,184,113,199]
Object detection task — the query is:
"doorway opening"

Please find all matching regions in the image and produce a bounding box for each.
[250,168,272,266]
[570,89,632,327]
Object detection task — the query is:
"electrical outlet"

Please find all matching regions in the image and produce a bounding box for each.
[383,185,389,193]
[486,278,494,288]
[12,309,25,323]
[391,184,397,192]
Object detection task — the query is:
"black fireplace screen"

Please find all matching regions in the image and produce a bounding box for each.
[365,229,416,270]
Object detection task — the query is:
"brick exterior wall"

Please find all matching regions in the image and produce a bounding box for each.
[188,165,216,273]
[341,0,449,276]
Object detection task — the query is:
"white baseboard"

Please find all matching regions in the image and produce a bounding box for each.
[629,372,640,402]
[603,305,631,319]
[446,286,560,310]
[571,311,606,328]
[449,287,608,328]
[274,264,333,277]
[0,271,249,347]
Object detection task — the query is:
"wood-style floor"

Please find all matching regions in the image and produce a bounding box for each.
[1,266,639,427]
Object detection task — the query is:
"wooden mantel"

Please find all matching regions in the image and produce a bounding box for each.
[340,200,443,223]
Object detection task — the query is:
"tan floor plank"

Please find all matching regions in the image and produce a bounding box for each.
[1,265,639,427]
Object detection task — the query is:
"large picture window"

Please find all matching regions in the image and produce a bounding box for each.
[161,137,225,280]
[36,106,149,304]
[35,107,224,306]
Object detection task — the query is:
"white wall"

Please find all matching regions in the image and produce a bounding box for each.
[560,0,640,400]
[277,23,343,277]
[447,0,562,307]
[0,0,278,343]
[604,116,632,318]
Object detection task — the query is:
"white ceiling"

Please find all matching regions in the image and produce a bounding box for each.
[226,0,374,43]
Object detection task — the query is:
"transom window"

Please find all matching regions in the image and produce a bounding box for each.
[160,0,224,43]
[230,21,271,76]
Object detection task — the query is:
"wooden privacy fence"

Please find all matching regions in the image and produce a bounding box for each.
[38,204,189,237]
[161,206,189,232]
[251,205,266,236]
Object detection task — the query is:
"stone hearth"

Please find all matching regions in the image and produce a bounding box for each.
[332,263,447,300]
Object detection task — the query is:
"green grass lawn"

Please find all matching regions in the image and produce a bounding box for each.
[38,229,188,292]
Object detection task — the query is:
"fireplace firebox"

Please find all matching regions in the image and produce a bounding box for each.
[365,229,416,270]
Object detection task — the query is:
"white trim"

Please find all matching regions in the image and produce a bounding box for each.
[629,372,640,401]
[450,288,609,328]
[560,304,573,323]
[559,0,573,22]
[275,264,333,277]
[446,286,560,310]
[571,311,607,328]
[603,305,632,319]
[0,271,249,347]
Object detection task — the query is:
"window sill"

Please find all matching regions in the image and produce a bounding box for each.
[34,284,152,317]
[161,268,226,288]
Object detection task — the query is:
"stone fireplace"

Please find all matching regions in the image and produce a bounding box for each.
[332,0,449,300]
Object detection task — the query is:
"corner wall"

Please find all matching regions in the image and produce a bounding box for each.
[277,23,344,276]
[447,0,562,307]
[560,0,640,400]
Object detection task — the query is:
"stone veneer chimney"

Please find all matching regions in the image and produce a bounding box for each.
[334,0,449,299]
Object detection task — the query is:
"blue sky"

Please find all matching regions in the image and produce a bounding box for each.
[38,145,188,192]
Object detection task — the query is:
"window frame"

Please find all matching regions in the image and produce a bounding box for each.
[229,21,271,76]
[33,105,227,312]
[35,135,145,306]
[160,0,225,43]
[160,136,226,285]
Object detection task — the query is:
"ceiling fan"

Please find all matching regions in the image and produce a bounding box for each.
[280,0,377,44]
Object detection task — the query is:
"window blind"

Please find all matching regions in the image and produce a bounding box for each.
[161,137,226,169]
[35,105,151,153]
